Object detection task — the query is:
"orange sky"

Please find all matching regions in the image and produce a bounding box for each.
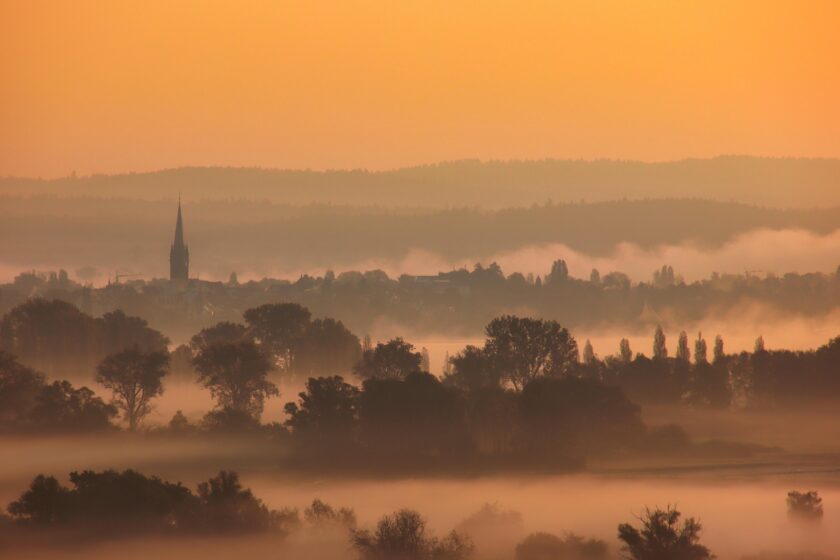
[2,1,839,178]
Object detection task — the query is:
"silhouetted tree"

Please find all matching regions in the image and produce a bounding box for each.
[353,338,422,380]
[295,318,361,377]
[677,331,690,362]
[284,376,359,446]
[442,350,453,376]
[359,372,466,456]
[30,380,116,432]
[683,359,730,409]
[617,506,713,560]
[0,298,97,379]
[167,410,193,433]
[444,346,503,391]
[0,351,45,428]
[9,469,194,530]
[713,336,725,363]
[609,354,680,405]
[0,300,170,382]
[421,347,431,372]
[1,351,115,433]
[97,310,169,357]
[786,491,823,522]
[582,340,596,366]
[653,265,676,288]
[192,339,278,420]
[351,509,473,560]
[519,376,645,456]
[7,475,72,525]
[694,333,708,365]
[304,498,356,529]
[590,268,601,284]
[189,321,248,355]
[165,343,191,378]
[653,326,668,361]
[546,259,569,284]
[243,303,312,371]
[96,348,169,431]
[7,469,278,534]
[619,338,633,363]
[483,316,578,390]
[196,471,272,531]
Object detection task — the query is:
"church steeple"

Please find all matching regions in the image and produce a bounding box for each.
[169,197,190,281]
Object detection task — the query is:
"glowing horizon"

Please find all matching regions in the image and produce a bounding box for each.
[3,1,839,178]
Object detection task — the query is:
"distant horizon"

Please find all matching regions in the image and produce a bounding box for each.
[4,153,840,181]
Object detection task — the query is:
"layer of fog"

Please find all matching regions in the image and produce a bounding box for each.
[279,228,840,286]
[7,226,838,287]
[3,466,840,559]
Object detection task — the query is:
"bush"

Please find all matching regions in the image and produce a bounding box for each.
[196,470,273,532]
[515,532,609,560]
[0,352,116,433]
[8,470,193,530]
[786,491,823,521]
[304,498,356,529]
[617,506,713,560]
[351,509,473,560]
[6,469,278,535]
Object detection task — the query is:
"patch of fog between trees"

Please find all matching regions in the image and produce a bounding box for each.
[4,475,840,560]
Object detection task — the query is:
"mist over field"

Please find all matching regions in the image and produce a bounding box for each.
[2,441,840,560]
[5,1,840,557]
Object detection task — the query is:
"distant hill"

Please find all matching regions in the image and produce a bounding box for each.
[1,156,838,208]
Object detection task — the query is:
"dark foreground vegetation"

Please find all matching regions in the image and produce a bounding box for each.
[0,469,826,559]
[3,296,840,469]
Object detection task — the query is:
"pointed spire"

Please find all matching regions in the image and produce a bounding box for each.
[174,196,185,248]
[170,196,189,280]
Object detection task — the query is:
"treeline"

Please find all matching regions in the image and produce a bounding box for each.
[0,351,116,433]
[0,467,715,559]
[3,298,838,468]
[11,467,826,559]
[2,194,840,287]
[3,261,840,344]
[0,297,167,380]
[3,469,318,536]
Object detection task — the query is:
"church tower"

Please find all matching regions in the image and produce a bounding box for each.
[169,198,190,281]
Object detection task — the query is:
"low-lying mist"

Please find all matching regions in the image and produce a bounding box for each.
[3,467,840,560]
[2,193,840,285]
[3,227,839,288]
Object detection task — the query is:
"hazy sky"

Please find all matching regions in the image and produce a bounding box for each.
[2,1,839,178]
